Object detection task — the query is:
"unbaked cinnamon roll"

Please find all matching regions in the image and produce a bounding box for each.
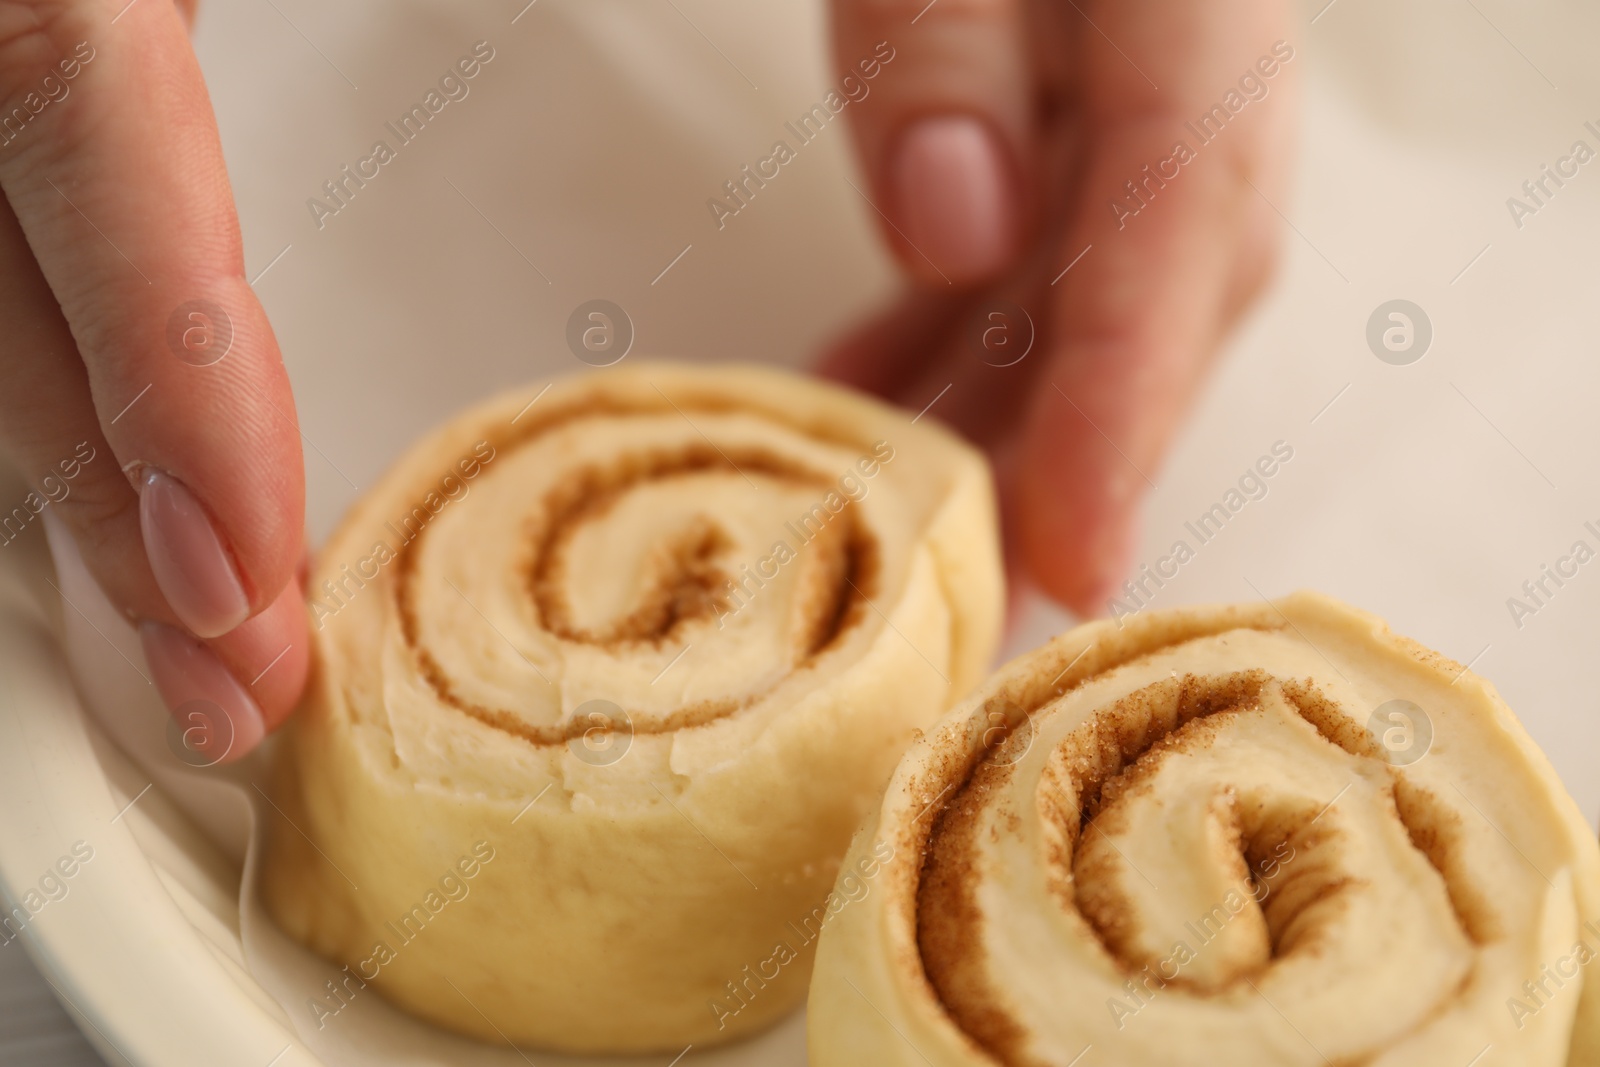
[808,593,1600,1066]
[259,362,1002,1052]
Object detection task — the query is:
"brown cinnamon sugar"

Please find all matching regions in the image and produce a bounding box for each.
[390,403,885,746]
[912,634,1480,1066]
[537,509,734,644]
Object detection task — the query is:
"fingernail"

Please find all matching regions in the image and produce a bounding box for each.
[890,116,1015,283]
[140,621,265,764]
[139,469,250,638]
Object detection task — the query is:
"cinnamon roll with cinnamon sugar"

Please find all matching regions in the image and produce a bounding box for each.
[260,362,1003,1052]
[808,593,1600,1066]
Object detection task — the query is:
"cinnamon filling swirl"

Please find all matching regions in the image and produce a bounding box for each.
[393,438,880,744]
[918,667,1480,1065]
[806,595,1600,1067]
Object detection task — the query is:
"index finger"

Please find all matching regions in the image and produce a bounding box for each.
[0,0,304,625]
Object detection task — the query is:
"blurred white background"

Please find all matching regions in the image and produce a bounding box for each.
[5,0,1600,1060]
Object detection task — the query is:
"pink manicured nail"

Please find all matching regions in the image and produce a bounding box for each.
[140,621,265,764]
[139,468,250,638]
[890,116,1015,283]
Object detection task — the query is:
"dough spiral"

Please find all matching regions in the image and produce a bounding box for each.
[260,363,1002,1051]
[808,594,1600,1066]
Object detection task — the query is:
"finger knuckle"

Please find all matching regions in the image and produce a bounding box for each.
[0,4,95,152]
[52,468,137,542]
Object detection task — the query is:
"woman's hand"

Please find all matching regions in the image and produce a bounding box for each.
[822,0,1296,614]
[0,0,306,762]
